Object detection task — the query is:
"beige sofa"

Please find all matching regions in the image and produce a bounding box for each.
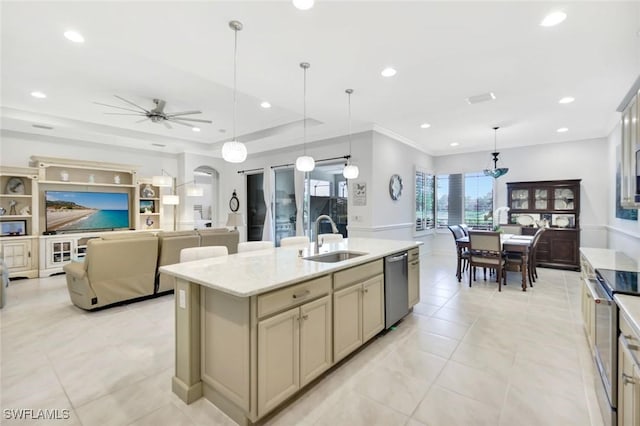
[64,234,159,310]
[64,229,239,310]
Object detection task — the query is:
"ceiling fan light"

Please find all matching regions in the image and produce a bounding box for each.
[296,155,315,172]
[222,140,248,163]
[343,163,359,179]
[152,175,173,187]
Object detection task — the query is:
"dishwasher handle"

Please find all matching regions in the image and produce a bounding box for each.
[387,253,408,263]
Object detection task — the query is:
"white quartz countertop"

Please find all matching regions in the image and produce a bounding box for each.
[159,238,421,297]
[580,248,639,272]
[615,294,640,338]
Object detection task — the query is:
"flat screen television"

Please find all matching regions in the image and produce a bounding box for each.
[45,191,130,233]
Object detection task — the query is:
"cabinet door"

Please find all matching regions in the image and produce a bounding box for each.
[299,295,332,387]
[362,274,385,343]
[258,307,300,416]
[509,188,529,210]
[333,284,362,362]
[533,188,549,210]
[408,258,420,308]
[2,240,30,269]
[618,338,640,426]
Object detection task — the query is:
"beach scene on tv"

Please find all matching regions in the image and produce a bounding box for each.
[45,191,130,232]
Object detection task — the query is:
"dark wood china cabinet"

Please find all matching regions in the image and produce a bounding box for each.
[507,179,581,271]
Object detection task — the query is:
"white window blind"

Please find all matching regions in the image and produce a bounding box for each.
[415,170,435,231]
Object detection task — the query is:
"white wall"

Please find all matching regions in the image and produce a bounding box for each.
[607,122,640,258]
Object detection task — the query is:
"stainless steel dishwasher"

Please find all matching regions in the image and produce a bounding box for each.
[384,251,409,328]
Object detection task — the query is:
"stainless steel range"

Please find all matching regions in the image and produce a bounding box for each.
[593,268,640,426]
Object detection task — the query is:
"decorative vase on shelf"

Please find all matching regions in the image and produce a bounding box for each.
[114,175,121,184]
[88,174,95,183]
[60,170,69,182]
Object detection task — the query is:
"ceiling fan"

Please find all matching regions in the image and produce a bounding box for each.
[94,95,213,129]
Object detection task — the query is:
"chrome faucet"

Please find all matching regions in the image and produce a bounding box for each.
[314,215,339,252]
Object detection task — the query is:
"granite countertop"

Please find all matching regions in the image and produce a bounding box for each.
[580,247,639,272]
[615,294,640,338]
[159,237,420,297]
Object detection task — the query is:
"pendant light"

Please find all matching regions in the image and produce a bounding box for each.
[342,89,359,179]
[483,126,509,179]
[222,20,248,164]
[295,62,315,172]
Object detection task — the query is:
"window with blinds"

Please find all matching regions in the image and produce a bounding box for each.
[436,172,493,229]
[415,170,435,231]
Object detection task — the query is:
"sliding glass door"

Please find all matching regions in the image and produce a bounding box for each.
[305,162,348,242]
[274,168,296,245]
[246,172,265,241]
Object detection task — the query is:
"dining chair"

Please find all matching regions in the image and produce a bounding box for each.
[180,246,228,262]
[447,225,469,281]
[280,236,310,247]
[459,223,470,237]
[237,241,275,253]
[504,228,545,287]
[499,224,522,235]
[468,231,506,291]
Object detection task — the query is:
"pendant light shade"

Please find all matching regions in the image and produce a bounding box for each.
[293,0,314,10]
[342,88,359,179]
[221,140,247,163]
[223,20,247,164]
[295,62,315,172]
[152,174,173,187]
[483,126,509,179]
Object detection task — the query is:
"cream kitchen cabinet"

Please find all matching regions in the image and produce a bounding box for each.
[581,278,597,349]
[333,259,384,362]
[408,248,420,308]
[257,295,332,415]
[618,313,640,426]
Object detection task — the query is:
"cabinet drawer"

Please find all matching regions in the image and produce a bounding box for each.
[258,275,331,318]
[620,314,640,348]
[409,248,419,261]
[333,259,383,290]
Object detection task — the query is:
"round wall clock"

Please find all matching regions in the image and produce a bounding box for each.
[389,174,403,200]
[229,190,240,212]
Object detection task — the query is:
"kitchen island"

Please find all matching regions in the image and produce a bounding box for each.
[159,238,421,426]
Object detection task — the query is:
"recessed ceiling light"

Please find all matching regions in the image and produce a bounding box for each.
[557,127,569,133]
[30,91,47,99]
[64,30,85,43]
[260,101,272,109]
[292,0,314,10]
[192,127,201,132]
[450,142,459,147]
[381,67,397,77]
[420,123,431,129]
[558,96,575,104]
[540,11,567,27]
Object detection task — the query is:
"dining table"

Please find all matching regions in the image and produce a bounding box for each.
[455,233,535,291]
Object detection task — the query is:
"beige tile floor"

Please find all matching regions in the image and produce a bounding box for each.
[0,253,605,426]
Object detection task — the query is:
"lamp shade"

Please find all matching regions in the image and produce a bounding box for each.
[293,0,314,10]
[342,164,359,179]
[152,175,173,187]
[222,140,247,163]
[295,155,315,172]
[226,212,245,227]
[162,194,180,205]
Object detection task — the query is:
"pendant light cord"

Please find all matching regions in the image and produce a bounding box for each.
[348,90,352,155]
[303,65,307,155]
[232,26,238,141]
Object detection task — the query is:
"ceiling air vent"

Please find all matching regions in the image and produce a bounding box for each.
[151,143,166,147]
[466,92,496,105]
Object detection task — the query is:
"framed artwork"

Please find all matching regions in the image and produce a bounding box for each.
[353,182,366,206]
[1,220,26,236]
[139,200,155,214]
[616,146,638,221]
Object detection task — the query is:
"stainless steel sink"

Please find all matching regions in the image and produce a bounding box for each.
[304,251,367,263]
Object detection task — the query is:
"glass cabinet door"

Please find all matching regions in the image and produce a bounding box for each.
[510,189,529,210]
[554,188,575,210]
[534,189,548,210]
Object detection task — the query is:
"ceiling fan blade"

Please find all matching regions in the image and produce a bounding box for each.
[168,119,195,128]
[104,112,147,116]
[166,110,202,117]
[114,95,150,113]
[163,121,172,129]
[170,118,213,124]
[93,102,143,113]
[136,117,150,123]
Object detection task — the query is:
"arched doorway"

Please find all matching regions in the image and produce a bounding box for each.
[192,165,219,228]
